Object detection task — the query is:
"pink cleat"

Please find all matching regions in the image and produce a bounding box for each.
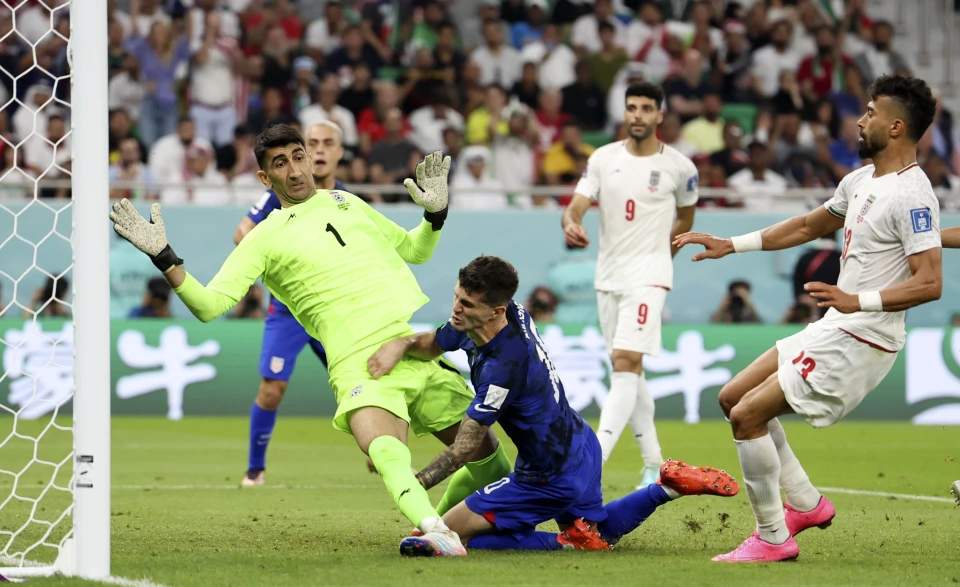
[785,496,836,537]
[712,532,799,563]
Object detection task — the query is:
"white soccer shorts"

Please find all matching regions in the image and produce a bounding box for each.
[596,286,668,356]
[775,321,898,428]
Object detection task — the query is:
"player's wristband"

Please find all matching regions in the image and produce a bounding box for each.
[151,244,184,274]
[731,231,762,253]
[423,206,448,231]
[858,291,883,312]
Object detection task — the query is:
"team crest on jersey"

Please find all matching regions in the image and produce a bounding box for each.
[330,190,350,211]
[856,194,877,224]
[648,170,661,192]
[269,357,285,374]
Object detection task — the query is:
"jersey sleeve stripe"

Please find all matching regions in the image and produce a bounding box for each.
[827,205,845,219]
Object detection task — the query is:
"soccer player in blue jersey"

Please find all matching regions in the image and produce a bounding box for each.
[234,121,344,486]
[368,256,740,556]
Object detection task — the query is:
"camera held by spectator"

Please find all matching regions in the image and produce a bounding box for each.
[711,279,761,324]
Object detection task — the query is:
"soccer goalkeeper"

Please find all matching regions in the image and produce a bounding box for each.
[110,124,510,555]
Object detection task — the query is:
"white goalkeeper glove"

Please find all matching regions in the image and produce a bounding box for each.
[109,199,183,273]
[404,150,451,230]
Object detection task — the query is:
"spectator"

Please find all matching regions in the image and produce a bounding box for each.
[160,142,228,205]
[246,86,294,134]
[791,1,824,58]
[460,0,511,52]
[345,156,381,203]
[680,89,725,155]
[855,20,909,82]
[326,24,383,88]
[552,0,592,25]
[663,49,709,124]
[299,76,359,151]
[470,19,522,88]
[25,276,70,319]
[709,121,749,178]
[304,0,345,66]
[24,115,71,198]
[542,122,595,185]
[547,244,598,324]
[357,82,410,154]
[570,0,625,56]
[824,115,863,181]
[259,25,296,90]
[501,0,528,24]
[750,19,801,101]
[715,20,753,103]
[511,0,548,49]
[931,95,960,175]
[110,231,155,319]
[433,22,467,84]
[215,124,258,183]
[128,277,172,318]
[780,295,818,325]
[442,127,464,179]
[520,23,577,90]
[108,108,147,166]
[109,137,158,201]
[832,64,868,118]
[108,53,145,122]
[525,286,558,324]
[771,111,816,169]
[922,154,960,191]
[586,21,628,94]
[536,88,571,150]
[290,56,320,116]
[769,70,805,117]
[407,0,450,55]
[398,47,445,112]
[368,108,421,198]
[112,0,170,40]
[409,88,465,155]
[686,0,724,61]
[792,233,840,301]
[13,81,58,143]
[561,61,607,131]
[624,0,666,62]
[811,97,841,141]
[459,62,488,115]
[450,145,508,209]
[660,111,697,158]
[108,18,128,76]
[230,285,266,320]
[797,25,854,102]
[187,0,241,51]
[123,1,191,147]
[244,0,303,52]
[727,142,789,205]
[605,62,647,134]
[492,107,539,206]
[338,61,376,121]
[237,54,266,126]
[710,280,761,323]
[0,146,35,199]
[465,84,509,146]
[512,62,542,111]
[190,10,243,147]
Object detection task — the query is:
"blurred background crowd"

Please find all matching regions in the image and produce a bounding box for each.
[0,0,958,210]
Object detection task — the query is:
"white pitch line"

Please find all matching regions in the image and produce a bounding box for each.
[1,557,174,587]
[818,486,957,503]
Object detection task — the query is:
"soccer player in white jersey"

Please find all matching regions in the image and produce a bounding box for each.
[561,82,699,488]
[674,75,941,563]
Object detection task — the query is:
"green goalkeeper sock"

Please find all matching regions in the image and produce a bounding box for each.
[437,442,512,515]
[368,435,438,528]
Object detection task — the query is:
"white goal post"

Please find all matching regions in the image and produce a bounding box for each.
[0,0,110,580]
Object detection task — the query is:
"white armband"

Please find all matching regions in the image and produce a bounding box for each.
[858,291,883,312]
[731,231,763,253]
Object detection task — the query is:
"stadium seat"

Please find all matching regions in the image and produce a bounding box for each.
[581,130,612,148]
[721,103,758,134]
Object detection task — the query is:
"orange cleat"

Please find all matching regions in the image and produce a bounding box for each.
[557,519,611,551]
[658,459,739,497]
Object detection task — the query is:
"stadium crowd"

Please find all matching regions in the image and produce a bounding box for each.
[0,0,958,208]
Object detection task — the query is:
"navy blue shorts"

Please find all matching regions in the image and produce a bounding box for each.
[258,300,327,380]
[465,431,607,532]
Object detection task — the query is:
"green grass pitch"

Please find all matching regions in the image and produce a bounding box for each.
[1,417,958,586]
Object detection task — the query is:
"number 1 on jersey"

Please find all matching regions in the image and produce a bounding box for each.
[326,223,346,247]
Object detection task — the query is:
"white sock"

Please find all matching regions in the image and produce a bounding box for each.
[736,435,790,545]
[597,372,639,462]
[419,516,449,534]
[628,373,663,466]
[768,418,821,512]
[661,485,680,500]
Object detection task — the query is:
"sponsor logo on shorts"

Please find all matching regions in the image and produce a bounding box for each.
[349,386,363,398]
[269,357,285,374]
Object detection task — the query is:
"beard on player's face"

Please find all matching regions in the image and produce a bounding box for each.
[857,128,886,159]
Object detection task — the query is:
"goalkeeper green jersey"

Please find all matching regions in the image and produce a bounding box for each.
[173,190,440,368]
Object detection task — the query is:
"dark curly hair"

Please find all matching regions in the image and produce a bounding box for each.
[254,124,305,170]
[625,82,665,110]
[868,75,937,143]
[458,256,519,307]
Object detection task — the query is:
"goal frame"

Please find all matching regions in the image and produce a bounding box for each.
[1,0,111,580]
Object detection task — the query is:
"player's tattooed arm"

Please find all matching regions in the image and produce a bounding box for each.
[416,417,490,490]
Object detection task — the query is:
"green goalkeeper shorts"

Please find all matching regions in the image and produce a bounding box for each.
[329,323,474,437]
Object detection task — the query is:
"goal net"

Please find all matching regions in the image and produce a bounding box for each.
[0,0,110,580]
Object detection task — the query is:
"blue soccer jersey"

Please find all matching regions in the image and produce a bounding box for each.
[435,301,591,481]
